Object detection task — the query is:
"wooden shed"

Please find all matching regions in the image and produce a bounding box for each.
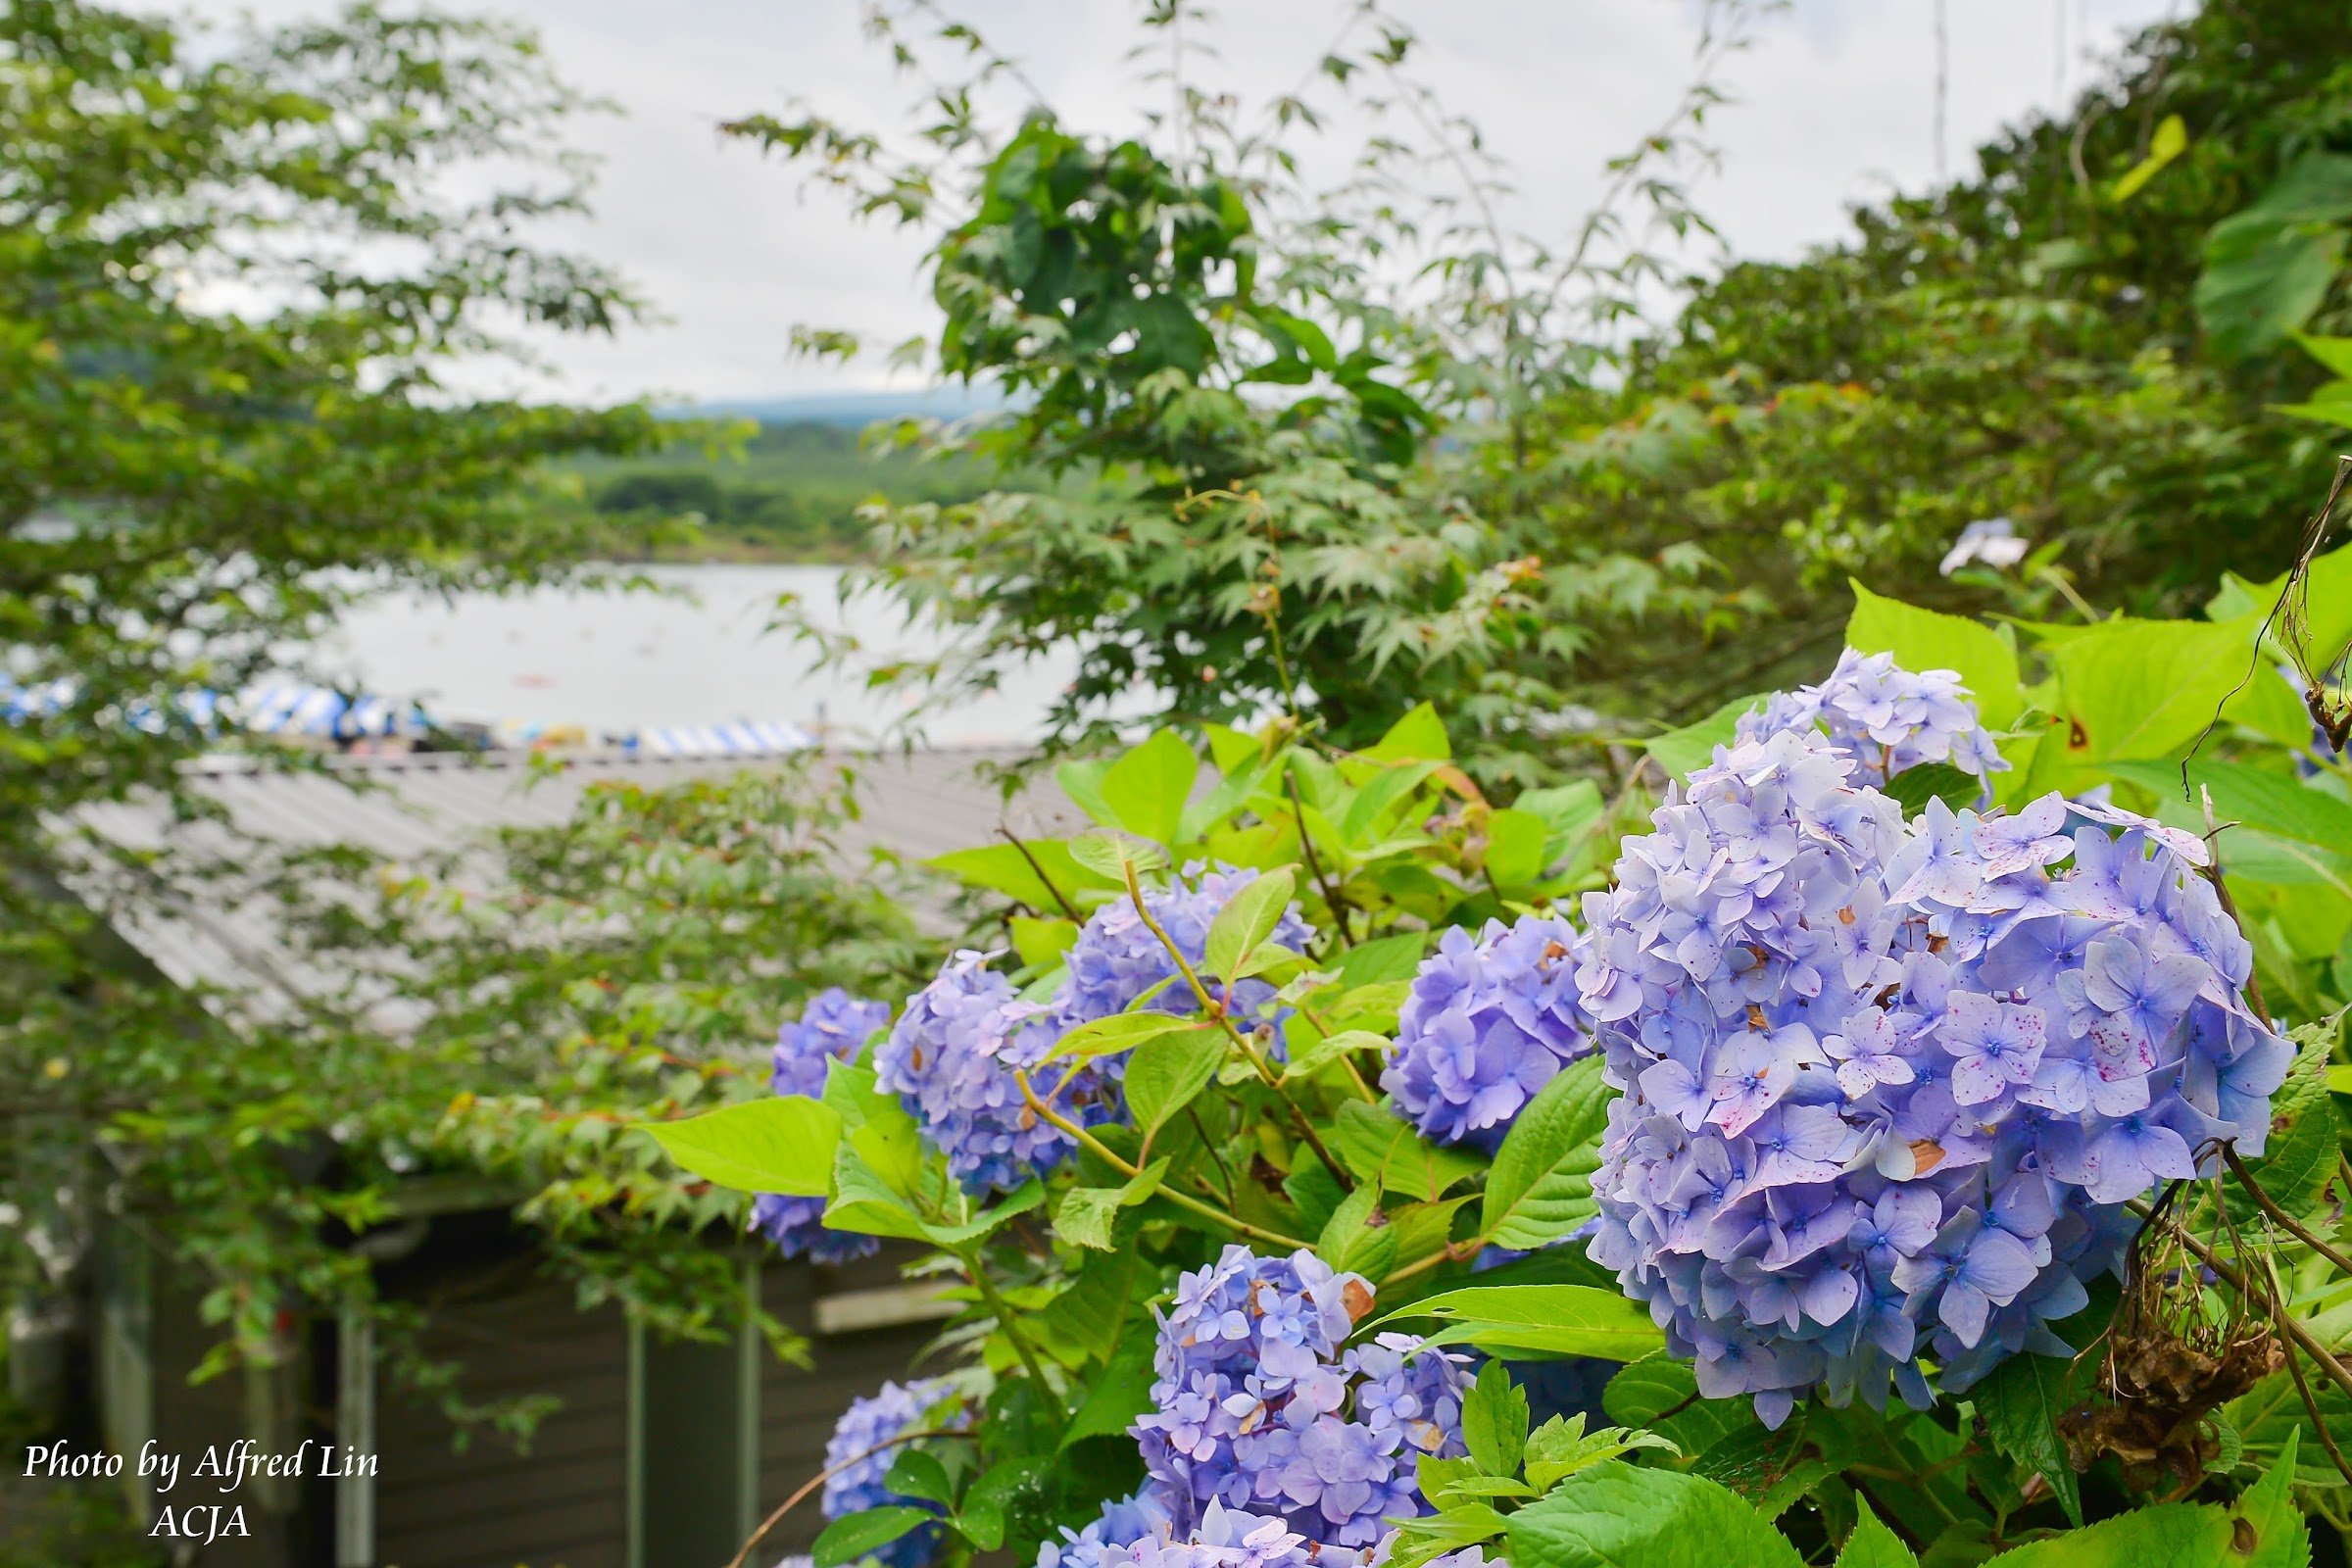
[32,744,1076,1568]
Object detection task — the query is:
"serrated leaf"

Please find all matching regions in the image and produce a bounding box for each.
[1280,1028,1386,1086]
[1126,1031,1228,1145]
[1463,1360,1530,1478]
[1975,1350,2085,1525]
[1375,1285,1664,1361]
[1884,761,1984,815]
[918,1178,1045,1247]
[1847,582,2025,727]
[1049,1010,1214,1062]
[1333,1100,1486,1202]
[1600,1356,1756,1460]
[1062,1330,1156,1447]
[1203,867,1297,979]
[1835,1500,1918,1568]
[1039,1250,1143,1365]
[2232,1428,2310,1568]
[1100,729,1198,846]
[637,1095,842,1196]
[1976,1500,2231,1566]
[1317,1181,1396,1279]
[882,1448,955,1506]
[1053,1158,1170,1250]
[1481,1056,1612,1250]
[1070,831,1171,880]
[1506,1462,1805,1568]
[823,1144,931,1241]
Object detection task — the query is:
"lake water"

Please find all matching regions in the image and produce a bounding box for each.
[312,564,1081,746]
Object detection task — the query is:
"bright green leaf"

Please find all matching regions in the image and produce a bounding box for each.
[1462,1360,1530,1478]
[1506,1462,1804,1568]
[1481,1056,1612,1251]
[637,1095,842,1197]
[1101,729,1199,846]
[1484,808,1550,888]
[1125,1031,1228,1144]
[1847,582,2025,726]
[1362,703,1451,762]
[1834,1500,1918,1568]
[1333,1100,1487,1202]
[1204,867,1297,979]
[814,1506,934,1568]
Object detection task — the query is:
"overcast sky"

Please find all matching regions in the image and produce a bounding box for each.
[196,0,2180,406]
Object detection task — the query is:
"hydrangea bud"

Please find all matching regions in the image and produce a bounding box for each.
[1385,914,1595,1151]
[821,1379,962,1568]
[751,989,892,1263]
[1579,727,2288,1426]
[1736,648,2007,789]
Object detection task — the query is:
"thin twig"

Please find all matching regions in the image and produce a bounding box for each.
[2225,1149,2352,1274]
[2262,1250,2352,1488]
[1013,1067,1309,1250]
[999,824,1081,921]
[1287,770,1353,949]
[724,1427,976,1568]
[1121,862,1355,1191]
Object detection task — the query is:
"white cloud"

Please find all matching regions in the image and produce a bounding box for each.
[186,0,2180,404]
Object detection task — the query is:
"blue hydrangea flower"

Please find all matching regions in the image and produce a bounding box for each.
[1578,728,2288,1427]
[1736,648,2008,789]
[822,1379,961,1568]
[751,989,893,1263]
[1055,863,1313,1039]
[878,952,1121,1195]
[1384,914,1595,1152]
[1044,1498,1436,1568]
[880,869,1311,1196]
[1130,1247,1469,1550]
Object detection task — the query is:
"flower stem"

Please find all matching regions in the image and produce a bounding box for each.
[1013,1068,1309,1251]
[959,1243,1059,1417]
[1122,862,1355,1191]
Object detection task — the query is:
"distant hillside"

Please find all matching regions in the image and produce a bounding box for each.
[572,416,1008,564]
[664,386,1004,427]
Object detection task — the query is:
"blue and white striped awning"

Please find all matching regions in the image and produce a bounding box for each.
[231,682,429,738]
[624,721,813,758]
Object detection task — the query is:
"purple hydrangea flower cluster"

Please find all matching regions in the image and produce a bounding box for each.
[752,989,893,1263]
[822,1378,960,1568]
[875,951,1115,1195]
[1385,914,1596,1151]
[1577,727,2290,1426]
[1049,1499,1485,1568]
[881,868,1311,1195]
[1735,648,2008,789]
[1056,863,1313,1038]
[1128,1247,1470,1550]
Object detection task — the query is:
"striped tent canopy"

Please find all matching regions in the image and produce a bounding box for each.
[623,721,813,758]
[232,682,429,738]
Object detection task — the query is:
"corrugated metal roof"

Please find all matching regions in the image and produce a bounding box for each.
[65,747,1087,1025]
